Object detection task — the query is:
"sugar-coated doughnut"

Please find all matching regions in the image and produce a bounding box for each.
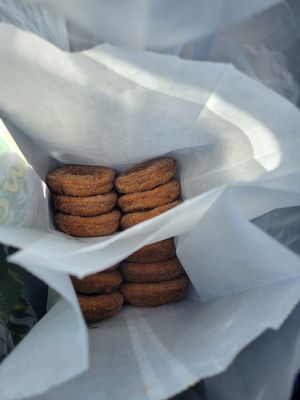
[118,179,180,213]
[47,165,116,196]
[121,275,189,307]
[72,270,123,294]
[55,210,121,237]
[126,239,176,263]
[53,191,117,216]
[121,200,181,229]
[78,292,124,323]
[115,158,176,194]
[120,257,184,283]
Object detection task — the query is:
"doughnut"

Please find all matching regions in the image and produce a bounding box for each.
[53,191,117,216]
[46,165,116,196]
[55,210,121,237]
[126,238,176,263]
[120,275,189,307]
[118,179,180,213]
[78,292,124,323]
[121,200,181,229]
[115,158,176,194]
[72,270,123,294]
[120,257,184,283]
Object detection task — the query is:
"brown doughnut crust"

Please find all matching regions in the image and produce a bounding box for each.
[55,210,121,237]
[120,257,184,283]
[53,191,117,216]
[126,239,176,263]
[115,158,176,194]
[78,292,124,323]
[121,275,189,307]
[47,165,116,196]
[72,270,123,294]
[121,200,181,229]
[118,179,180,213]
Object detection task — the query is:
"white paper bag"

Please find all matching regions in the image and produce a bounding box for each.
[1,25,300,400]
[204,207,300,400]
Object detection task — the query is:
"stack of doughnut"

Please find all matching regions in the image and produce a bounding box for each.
[46,165,123,322]
[71,268,124,323]
[46,165,121,237]
[115,158,190,306]
[46,158,189,322]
